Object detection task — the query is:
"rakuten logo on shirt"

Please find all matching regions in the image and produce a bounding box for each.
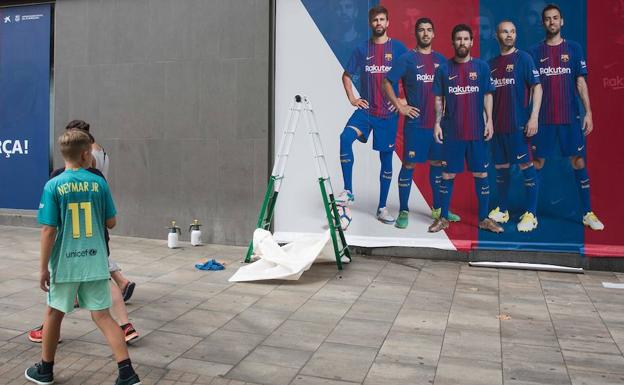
[416,73,434,83]
[448,85,479,95]
[365,65,391,74]
[539,67,572,76]
[494,78,515,87]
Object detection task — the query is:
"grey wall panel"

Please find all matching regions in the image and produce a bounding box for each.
[54,0,270,244]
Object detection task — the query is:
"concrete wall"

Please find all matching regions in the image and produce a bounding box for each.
[53,0,270,245]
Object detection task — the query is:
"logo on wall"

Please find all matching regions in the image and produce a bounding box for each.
[469,71,478,80]
[385,53,392,61]
[561,54,569,62]
[3,16,10,23]
[506,64,514,72]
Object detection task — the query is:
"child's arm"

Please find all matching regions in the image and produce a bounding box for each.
[39,225,57,292]
[106,216,116,229]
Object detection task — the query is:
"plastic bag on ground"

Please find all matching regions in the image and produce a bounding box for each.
[229,229,336,282]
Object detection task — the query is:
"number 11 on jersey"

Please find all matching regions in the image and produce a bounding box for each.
[68,202,93,239]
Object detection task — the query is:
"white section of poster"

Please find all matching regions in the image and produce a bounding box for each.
[274,0,456,250]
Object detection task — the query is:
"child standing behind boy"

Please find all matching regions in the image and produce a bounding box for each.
[25,129,140,385]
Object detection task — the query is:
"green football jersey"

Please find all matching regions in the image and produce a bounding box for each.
[38,168,116,283]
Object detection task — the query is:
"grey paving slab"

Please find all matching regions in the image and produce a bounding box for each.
[222,307,290,335]
[197,293,260,314]
[363,361,436,385]
[242,345,312,369]
[392,308,449,336]
[160,309,235,337]
[182,330,265,365]
[377,331,443,366]
[561,350,624,375]
[502,343,570,385]
[360,282,411,303]
[290,375,360,385]
[402,289,454,313]
[344,299,402,322]
[440,327,502,363]
[568,369,624,385]
[310,284,366,304]
[434,356,502,385]
[263,320,335,352]
[300,342,378,383]
[227,360,299,385]
[290,300,351,325]
[326,318,392,348]
[501,319,559,347]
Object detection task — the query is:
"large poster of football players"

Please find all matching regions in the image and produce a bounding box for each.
[273,0,624,257]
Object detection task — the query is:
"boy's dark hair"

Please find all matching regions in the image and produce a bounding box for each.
[66,119,94,143]
[368,5,388,22]
[59,129,92,162]
[452,24,473,40]
[415,17,434,34]
[542,4,563,21]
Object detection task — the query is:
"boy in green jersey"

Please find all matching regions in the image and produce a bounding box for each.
[25,130,140,385]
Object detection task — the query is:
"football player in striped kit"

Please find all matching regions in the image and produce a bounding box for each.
[336,5,407,225]
[529,4,604,230]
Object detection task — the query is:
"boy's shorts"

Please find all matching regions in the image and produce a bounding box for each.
[403,125,442,163]
[345,108,399,152]
[531,120,586,158]
[443,139,489,174]
[48,279,111,314]
[492,129,533,165]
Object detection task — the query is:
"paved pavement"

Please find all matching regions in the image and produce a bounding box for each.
[2,225,624,385]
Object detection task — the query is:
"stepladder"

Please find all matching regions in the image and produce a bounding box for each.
[244,95,351,270]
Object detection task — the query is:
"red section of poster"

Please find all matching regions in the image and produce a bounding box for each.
[585,0,624,257]
[385,0,480,251]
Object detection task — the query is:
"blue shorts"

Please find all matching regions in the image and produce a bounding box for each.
[345,109,399,152]
[492,129,533,165]
[403,125,443,163]
[532,120,586,158]
[443,139,489,173]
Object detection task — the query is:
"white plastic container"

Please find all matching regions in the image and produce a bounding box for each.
[189,219,202,246]
[167,221,181,248]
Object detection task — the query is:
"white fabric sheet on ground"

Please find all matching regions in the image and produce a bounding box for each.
[229,229,341,282]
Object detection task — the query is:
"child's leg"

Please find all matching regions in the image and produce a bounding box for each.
[110,270,128,289]
[42,306,64,363]
[109,281,129,325]
[91,309,129,362]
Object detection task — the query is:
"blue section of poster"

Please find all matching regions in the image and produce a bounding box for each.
[301,0,377,70]
[0,4,52,209]
[478,0,587,253]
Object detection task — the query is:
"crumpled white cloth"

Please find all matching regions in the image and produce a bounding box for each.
[229,229,342,282]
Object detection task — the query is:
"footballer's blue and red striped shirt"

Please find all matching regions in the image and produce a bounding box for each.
[529,39,587,125]
[489,49,540,133]
[345,38,408,118]
[386,50,446,129]
[433,57,496,141]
